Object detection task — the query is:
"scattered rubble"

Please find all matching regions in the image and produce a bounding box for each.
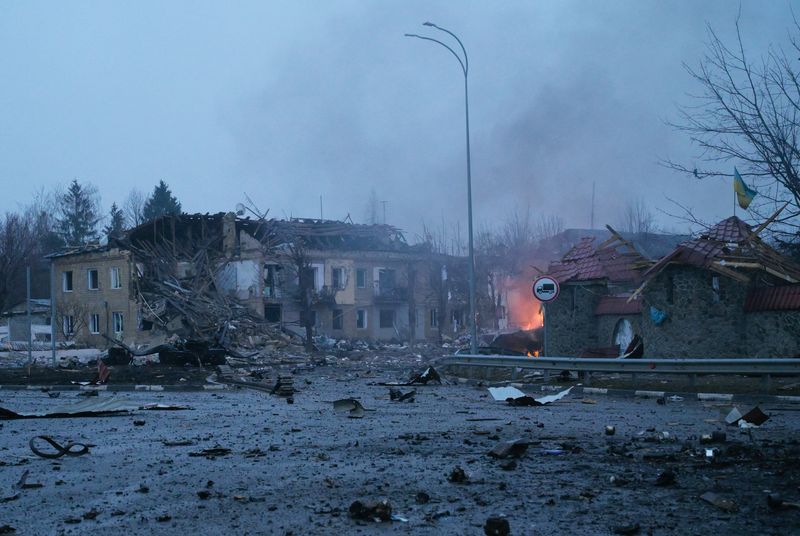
[488,385,575,406]
[483,516,510,536]
[333,399,366,418]
[700,491,738,513]
[348,500,392,522]
[29,436,90,459]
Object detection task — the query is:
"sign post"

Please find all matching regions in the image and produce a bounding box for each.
[532,276,560,357]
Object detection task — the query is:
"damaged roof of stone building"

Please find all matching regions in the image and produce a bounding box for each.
[641,216,800,285]
[547,229,652,285]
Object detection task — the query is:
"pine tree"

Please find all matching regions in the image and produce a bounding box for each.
[143,180,182,222]
[57,179,101,246]
[104,203,126,241]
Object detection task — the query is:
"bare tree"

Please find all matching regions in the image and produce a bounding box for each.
[123,188,146,228]
[618,198,657,234]
[664,15,800,244]
[533,214,564,241]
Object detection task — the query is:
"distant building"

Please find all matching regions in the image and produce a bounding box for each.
[47,213,480,347]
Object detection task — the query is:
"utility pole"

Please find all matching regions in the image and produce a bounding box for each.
[590,181,596,229]
[406,22,478,354]
[27,266,32,365]
[381,201,387,224]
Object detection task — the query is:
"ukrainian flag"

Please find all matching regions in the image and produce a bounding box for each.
[733,167,757,209]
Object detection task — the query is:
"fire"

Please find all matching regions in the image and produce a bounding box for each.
[506,282,543,331]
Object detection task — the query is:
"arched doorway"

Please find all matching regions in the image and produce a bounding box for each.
[613,318,633,356]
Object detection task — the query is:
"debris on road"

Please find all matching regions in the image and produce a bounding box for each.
[700,491,738,512]
[409,367,442,385]
[448,466,469,483]
[389,388,416,402]
[29,436,90,459]
[700,431,726,444]
[187,447,231,459]
[613,523,641,535]
[488,438,529,459]
[16,470,43,490]
[724,406,770,428]
[0,397,189,420]
[271,374,295,397]
[655,469,676,487]
[333,399,366,418]
[348,499,392,522]
[161,439,195,447]
[484,516,510,536]
[488,385,575,406]
[767,494,800,511]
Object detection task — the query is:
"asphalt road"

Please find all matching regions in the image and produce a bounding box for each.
[1,365,799,535]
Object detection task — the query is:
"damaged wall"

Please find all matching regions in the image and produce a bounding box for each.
[545,282,603,356]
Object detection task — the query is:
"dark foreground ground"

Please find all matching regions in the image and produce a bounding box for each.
[1,363,799,535]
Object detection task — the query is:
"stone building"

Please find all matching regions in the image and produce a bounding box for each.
[544,232,651,357]
[544,216,800,358]
[636,216,800,357]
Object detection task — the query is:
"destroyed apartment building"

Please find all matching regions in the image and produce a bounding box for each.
[545,216,800,358]
[47,212,485,349]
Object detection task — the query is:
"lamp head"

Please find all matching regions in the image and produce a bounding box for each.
[423,21,435,27]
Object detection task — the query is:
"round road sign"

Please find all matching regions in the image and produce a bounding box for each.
[532,276,560,303]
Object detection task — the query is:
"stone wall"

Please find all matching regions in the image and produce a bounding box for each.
[545,283,603,356]
[642,265,749,357]
[745,310,800,357]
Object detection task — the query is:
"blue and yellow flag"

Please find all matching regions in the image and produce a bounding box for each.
[733,167,757,209]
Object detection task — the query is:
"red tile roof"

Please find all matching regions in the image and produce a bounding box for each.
[744,285,800,312]
[548,237,645,284]
[594,296,643,316]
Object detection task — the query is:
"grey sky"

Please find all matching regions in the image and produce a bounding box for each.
[0,1,794,240]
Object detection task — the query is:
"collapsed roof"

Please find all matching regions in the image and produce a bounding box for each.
[547,227,652,284]
[642,216,800,285]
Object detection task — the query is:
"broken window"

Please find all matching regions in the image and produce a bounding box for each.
[356,268,366,289]
[62,315,74,336]
[379,309,395,329]
[89,314,100,334]
[110,267,122,289]
[87,269,99,290]
[264,264,282,298]
[62,271,73,292]
[332,309,343,330]
[112,312,123,334]
[430,308,439,328]
[378,269,396,291]
[332,267,345,290]
[265,303,281,322]
[356,309,367,329]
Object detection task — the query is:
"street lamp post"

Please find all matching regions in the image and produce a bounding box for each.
[406,22,478,354]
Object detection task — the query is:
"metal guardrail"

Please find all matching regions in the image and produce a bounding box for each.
[442,355,800,376]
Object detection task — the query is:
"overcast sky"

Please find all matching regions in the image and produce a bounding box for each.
[0,1,794,240]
